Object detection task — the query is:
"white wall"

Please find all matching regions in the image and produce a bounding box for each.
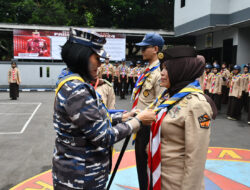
[195,28,238,50]
[174,0,212,27]
[0,64,66,87]
[228,0,250,14]
[210,0,229,14]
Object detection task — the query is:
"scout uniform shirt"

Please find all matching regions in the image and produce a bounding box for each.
[99,63,114,78]
[201,71,213,91]
[137,60,164,110]
[209,73,222,94]
[128,67,135,78]
[220,68,230,86]
[8,67,21,84]
[134,66,144,78]
[229,74,243,97]
[96,80,116,110]
[114,65,120,78]
[241,73,249,92]
[118,64,129,79]
[161,92,213,190]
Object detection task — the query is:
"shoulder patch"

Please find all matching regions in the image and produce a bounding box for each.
[198,114,211,129]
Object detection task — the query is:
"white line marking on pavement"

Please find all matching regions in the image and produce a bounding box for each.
[20,103,42,134]
[0,103,42,135]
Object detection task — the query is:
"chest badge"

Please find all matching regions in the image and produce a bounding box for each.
[143,90,149,97]
[170,105,181,118]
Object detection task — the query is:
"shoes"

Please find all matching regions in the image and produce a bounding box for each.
[248,121,250,125]
[227,116,237,121]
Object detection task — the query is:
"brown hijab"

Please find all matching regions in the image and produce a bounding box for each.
[160,46,217,119]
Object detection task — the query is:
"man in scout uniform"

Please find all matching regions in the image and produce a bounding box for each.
[241,65,249,112]
[119,58,129,99]
[220,62,231,104]
[114,61,121,95]
[8,60,21,100]
[99,57,114,83]
[127,62,135,94]
[133,32,165,190]
[209,63,223,110]
[227,65,243,120]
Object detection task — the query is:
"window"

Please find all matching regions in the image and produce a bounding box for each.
[40,67,43,77]
[46,67,50,78]
[181,0,185,8]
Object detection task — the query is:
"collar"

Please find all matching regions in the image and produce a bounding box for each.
[148,59,160,69]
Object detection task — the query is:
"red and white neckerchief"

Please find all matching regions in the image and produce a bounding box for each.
[105,64,109,78]
[137,68,141,77]
[203,72,209,91]
[248,80,250,95]
[211,73,220,93]
[230,74,241,93]
[12,69,16,81]
[121,66,126,78]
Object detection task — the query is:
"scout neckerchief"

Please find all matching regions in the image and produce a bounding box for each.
[132,63,160,109]
[211,73,220,93]
[105,64,110,78]
[121,65,126,78]
[136,67,141,77]
[230,74,241,93]
[131,63,160,145]
[12,68,16,81]
[147,80,203,190]
[203,72,209,91]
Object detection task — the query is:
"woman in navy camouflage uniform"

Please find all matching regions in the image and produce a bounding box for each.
[52,28,156,190]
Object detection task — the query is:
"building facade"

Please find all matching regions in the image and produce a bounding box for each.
[174,0,250,67]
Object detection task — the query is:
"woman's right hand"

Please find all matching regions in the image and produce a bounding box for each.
[136,109,156,126]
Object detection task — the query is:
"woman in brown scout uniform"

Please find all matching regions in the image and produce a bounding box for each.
[148,46,217,190]
[209,64,223,110]
[241,65,249,112]
[8,60,21,100]
[227,65,242,120]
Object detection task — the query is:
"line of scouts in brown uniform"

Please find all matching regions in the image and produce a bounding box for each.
[98,57,146,99]
[200,62,250,124]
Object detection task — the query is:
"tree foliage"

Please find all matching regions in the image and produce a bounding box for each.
[0,0,174,30]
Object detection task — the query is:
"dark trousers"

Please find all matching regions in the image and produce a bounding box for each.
[241,91,248,112]
[135,125,150,190]
[102,74,112,83]
[221,86,229,104]
[9,83,19,100]
[114,76,120,95]
[227,96,242,120]
[127,77,135,94]
[120,76,127,99]
[210,94,221,111]
[204,89,211,97]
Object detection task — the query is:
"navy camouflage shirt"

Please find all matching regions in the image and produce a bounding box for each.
[52,71,133,190]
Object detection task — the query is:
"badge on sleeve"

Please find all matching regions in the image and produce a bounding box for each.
[198,114,211,129]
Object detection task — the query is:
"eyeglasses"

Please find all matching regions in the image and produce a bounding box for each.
[141,45,153,51]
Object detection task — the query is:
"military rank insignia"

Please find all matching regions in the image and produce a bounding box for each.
[143,90,149,97]
[198,114,211,129]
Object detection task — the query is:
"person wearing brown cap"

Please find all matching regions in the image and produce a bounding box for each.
[148,46,217,190]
